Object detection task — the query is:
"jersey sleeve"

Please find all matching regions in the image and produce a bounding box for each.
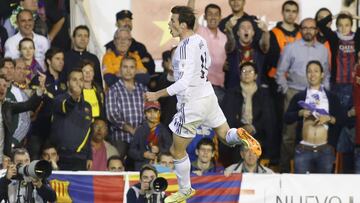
[166,42,197,96]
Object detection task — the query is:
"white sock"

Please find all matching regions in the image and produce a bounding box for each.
[174,154,191,194]
[225,128,241,145]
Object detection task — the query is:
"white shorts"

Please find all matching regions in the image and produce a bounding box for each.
[169,94,227,138]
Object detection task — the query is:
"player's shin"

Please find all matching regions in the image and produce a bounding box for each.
[173,154,192,193]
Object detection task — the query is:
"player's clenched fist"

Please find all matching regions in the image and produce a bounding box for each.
[144,91,159,102]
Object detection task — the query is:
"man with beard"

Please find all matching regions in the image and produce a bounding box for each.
[276,18,330,172]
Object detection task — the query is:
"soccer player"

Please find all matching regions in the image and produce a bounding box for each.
[144,6,261,203]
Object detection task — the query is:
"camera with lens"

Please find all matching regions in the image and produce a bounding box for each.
[150,177,168,192]
[13,160,52,181]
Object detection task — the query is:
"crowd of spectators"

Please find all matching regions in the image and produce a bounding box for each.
[0,0,359,180]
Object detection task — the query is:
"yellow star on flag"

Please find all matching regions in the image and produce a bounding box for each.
[153,20,173,47]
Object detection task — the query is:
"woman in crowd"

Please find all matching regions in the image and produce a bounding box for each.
[81,59,105,119]
[18,38,44,82]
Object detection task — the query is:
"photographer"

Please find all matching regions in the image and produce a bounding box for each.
[127,164,166,203]
[0,148,56,203]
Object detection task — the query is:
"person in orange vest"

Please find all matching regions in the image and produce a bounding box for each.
[265,0,301,168]
[102,27,149,87]
[267,1,301,80]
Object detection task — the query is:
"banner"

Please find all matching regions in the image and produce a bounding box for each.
[48,172,360,203]
[50,173,125,203]
[128,173,242,203]
[277,174,360,203]
[49,172,242,203]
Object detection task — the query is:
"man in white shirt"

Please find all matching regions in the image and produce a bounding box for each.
[145,6,261,203]
[4,9,49,69]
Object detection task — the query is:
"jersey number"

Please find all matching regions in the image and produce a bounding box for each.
[200,52,208,80]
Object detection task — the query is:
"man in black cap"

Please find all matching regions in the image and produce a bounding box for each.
[115,10,133,30]
[105,10,155,75]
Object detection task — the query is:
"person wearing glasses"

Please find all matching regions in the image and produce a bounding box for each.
[222,62,274,163]
[276,18,330,173]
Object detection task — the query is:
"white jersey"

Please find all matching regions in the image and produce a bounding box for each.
[166,34,214,103]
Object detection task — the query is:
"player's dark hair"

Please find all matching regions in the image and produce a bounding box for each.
[171,6,196,30]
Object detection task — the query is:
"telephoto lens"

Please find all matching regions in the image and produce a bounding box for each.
[17,160,52,179]
[150,177,168,192]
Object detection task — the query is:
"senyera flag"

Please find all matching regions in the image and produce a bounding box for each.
[49,173,124,203]
[129,173,242,203]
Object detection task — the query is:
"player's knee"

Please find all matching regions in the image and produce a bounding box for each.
[170,145,186,159]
